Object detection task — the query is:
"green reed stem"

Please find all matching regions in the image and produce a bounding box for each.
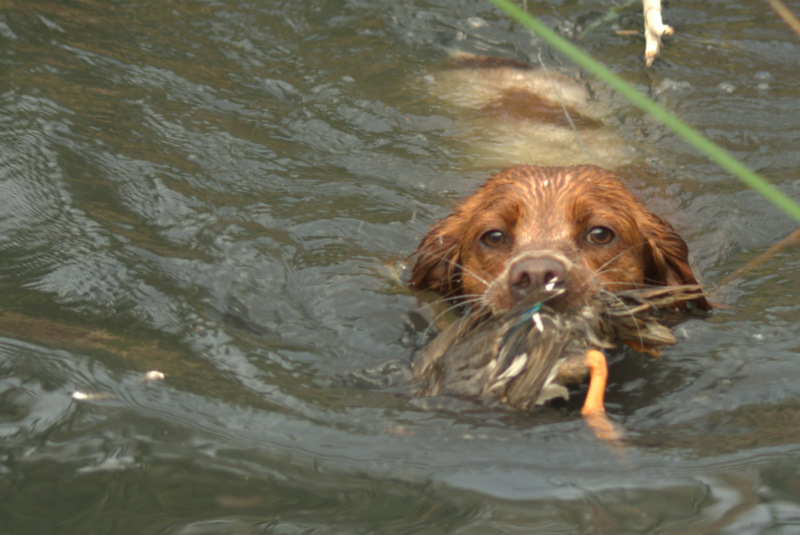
[488,0,800,224]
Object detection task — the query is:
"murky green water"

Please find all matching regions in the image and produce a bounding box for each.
[2,0,800,533]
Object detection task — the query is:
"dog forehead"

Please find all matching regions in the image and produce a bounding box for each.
[520,167,631,215]
[468,165,632,233]
[499,166,628,242]
[508,177,576,244]
[514,168,578,213]
[492,165,580,199]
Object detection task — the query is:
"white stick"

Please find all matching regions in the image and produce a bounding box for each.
[643,0,674,67]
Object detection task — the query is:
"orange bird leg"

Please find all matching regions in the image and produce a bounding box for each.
[581,349,622,443]
[581,349,608,416]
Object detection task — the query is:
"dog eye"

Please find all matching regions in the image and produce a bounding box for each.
[481,230,507,248]
[586,226,615,245]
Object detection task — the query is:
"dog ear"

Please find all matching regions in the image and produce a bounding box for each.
[642,212,711,311]
[408,217,463,298]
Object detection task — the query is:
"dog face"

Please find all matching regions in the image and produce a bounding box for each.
[410,164,710,315]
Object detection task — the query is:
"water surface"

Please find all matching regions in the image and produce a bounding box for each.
[2,0,800,533]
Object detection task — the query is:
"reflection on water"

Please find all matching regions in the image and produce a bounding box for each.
[2,0,800,532]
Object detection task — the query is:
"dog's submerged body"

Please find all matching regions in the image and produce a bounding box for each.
[409,55,709,414]
[429,51,633,170]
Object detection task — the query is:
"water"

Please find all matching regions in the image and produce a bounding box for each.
[2,0,800,532]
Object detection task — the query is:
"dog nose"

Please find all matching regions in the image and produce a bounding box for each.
[508,257,566,300]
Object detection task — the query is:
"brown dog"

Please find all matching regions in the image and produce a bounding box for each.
[409,164,709,429]
[409,53,710,428]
